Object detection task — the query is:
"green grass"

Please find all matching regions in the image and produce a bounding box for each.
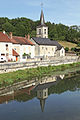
[0,62,80,87]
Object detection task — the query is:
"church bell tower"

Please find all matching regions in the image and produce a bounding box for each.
[36,9,48,38]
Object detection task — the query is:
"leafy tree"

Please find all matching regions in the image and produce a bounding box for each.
[2,21,14,32]
[65,47,69,52]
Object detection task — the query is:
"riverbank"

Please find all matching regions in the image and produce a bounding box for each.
[0,62,80,87]
[0,56,78,74]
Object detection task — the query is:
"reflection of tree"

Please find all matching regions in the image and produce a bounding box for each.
[1,72,80,105]
[49,74,80,95]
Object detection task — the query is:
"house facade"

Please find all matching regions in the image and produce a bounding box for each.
[31,10,65,58]
[0,32,13,61]
[0,32,35,62]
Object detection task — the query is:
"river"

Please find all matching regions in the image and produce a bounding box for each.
[0,70,80,120]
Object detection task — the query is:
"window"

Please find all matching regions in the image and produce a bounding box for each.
[6,44,8,47]
[52,48,53,51]
[22,55,26,59]
[39,29,41,35]
[6,53,9,56]
[46,48,47,50]
[1,54,5,56]
[6,44,8,51]
[14,48,16,50]
[44,29,46,34]
[40,92,41,97]
[62,50,63,54]
[42,47,44,50]
[44,92,46,96]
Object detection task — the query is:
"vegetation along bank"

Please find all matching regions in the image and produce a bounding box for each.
[0,62,80,87]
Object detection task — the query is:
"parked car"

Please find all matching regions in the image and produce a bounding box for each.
[0,56,6,62]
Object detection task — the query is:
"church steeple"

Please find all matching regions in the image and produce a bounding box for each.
[40,10,45,25]
[36,9,48,38]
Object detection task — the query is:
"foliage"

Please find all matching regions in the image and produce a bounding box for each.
[71,47,76,51]
[0,17,80,44]
[65,47,69,52]
[0,62,80,87]
[23,53,27,57]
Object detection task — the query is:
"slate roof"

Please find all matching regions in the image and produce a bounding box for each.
[40,10,45,25]
[32,37,62,50]
[34,81,57,91]
[37,24,47,28]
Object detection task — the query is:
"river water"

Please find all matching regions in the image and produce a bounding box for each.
[0,71,80,120]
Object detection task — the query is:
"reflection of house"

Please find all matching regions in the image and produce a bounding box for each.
[40,76,56,84]
[59,75,65,79]
[31,10,65,58]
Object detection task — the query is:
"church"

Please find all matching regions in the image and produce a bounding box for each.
[31,10,65,58]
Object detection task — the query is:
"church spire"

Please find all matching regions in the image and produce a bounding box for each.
[40,9,45,25]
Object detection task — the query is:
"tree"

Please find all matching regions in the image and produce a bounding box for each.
[2,21,14,33]
[65,47,69,52]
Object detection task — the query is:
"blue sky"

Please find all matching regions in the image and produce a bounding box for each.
[0,0,80,26]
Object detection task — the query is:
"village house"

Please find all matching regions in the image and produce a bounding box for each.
[31,10,65,58]
[9,33,35,62]
[0,32,35,62]
[0,31,13,62]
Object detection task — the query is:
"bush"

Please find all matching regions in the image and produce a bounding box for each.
[65,47,69,52]
[71,48,76,51]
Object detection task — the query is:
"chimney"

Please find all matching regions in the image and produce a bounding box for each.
[27,34,30,40]
[25,34,27,39]
[3,30,5,34]
[9,32,13,39]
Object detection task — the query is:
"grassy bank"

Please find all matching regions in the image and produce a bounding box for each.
[0,62,80,87]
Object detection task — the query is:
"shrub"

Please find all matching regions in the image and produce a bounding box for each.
[65,47,69,52]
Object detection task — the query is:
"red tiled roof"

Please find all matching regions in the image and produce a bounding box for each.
[12,36,34,45]
[12,49,19,56]
[10,38,19,44]
[0,32,11,42]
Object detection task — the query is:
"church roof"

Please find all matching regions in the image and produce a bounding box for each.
[37,10,47,28]
[34,81,57,91]
[40,10,45,25]
[32,37,62,50]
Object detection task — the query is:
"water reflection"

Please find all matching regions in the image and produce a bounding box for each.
[28,75,63,112]
[1,71,80,120]
[0,71,80,112]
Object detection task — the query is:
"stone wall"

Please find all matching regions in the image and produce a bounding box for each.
[0,56,79,74]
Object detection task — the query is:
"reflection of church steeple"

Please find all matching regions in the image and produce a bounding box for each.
[40,99,45,112]
[37,88,48,112]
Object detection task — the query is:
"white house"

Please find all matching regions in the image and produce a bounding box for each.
[0,32,35,62]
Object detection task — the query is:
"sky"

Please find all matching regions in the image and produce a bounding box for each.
[0,0,80,26]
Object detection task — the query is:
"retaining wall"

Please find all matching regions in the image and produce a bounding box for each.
[0,56,79,74]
